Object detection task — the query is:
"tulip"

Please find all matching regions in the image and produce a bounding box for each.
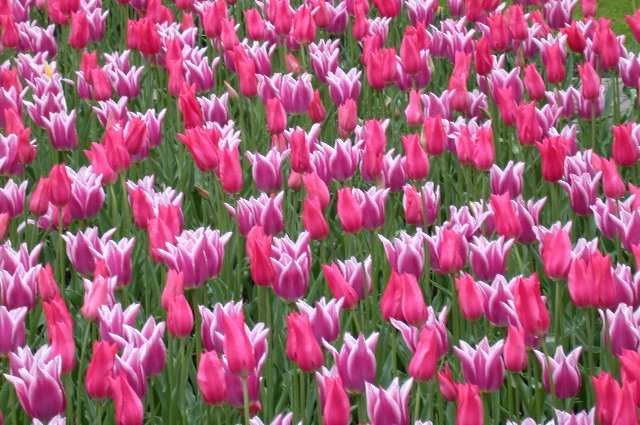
[158,228,231,288]
[541,42,565,85]
[308,89,326,123]
[408,327,439,381]
[222,313,255,376]
[534,346,582,399]
[537,136,568,182]
[109,371,144,425]
[469,236,513,281]
[289,129,311,173]
[177,127,220,173]
[297,298,343,343]
[379,230,425,278]
[611,123,638,167]
[286,312,324,372]
[504,324,527,372]
[337,188,363,234]
[578,62,600,101]
[365,378,413,425]
[524,64,545,101]
[85,341,118,399]
[322,264,359,309]
[455,384,483,425]
[627,10,640,43]
[5,346,66,421]
[197,351,227,405]
[592,372,624,425]
[405,90,424,126]
[492,163,524,200]
[165,274,194,338]
[454,273,484,321]
[423,115,447,156]
[569,247,619,309]
[0,306,27,355]
[454,338,504,392]
[402,134,429,180]
[219,142,243,194]
[246,226,274,286]
[292,5,316,44]
[490,193,522,238]
[593,18,621,70]
[325,333,378,393]
[599,305,640,356]
[425,227,467,274]
[534,222,572,280]
[178,84,204,129]
[316,368,351,425]
[81,275,117,321]
[438,363,458,402]
[380,272,427,325]
[303,195,329,240]
[513,274,549,338]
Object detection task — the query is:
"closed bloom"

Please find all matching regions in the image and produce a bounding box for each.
[454,273,484,321]
[534,222,572,279]
[303,195,329,240]
[425,226,467,274]
[337,188,363,234]
[513,274,550,339]
[578,62,600,101]
[408,327,440,381]
[286,312,324,372]
[197,351,227,405]
[402,134,429,180]
[380,271,427,325]
[246,226,274,286]
[109,371,144,425]
[536,136,568,182]
[454,338,504,392]
[534,346,582,399]
[455,384,483,425]
[315,368,351,425]
[612,124,638,166]
[222,313,255,376]
[569,246,618,309]
[85,340,118,399]
[504,324,527,372]
[366,378,413,425]
[490,193,522,239]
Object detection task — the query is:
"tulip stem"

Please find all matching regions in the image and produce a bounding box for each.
[242,376,251,425]
[554,280,563,345]
[413,381,422,419]
[57,207,65,288]
[76,322,92,424]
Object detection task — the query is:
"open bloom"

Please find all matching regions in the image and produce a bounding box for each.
[365,378,413,425]
[534,346,582,399]
[454,337,505,392]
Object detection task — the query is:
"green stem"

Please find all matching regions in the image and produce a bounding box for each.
[413,381,422,420]
[242,376,251,425]
[57,207,65,288]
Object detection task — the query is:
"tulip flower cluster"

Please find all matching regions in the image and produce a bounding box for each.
[2,0,640,424]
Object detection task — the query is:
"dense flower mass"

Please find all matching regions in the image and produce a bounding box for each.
[1,0,640,424]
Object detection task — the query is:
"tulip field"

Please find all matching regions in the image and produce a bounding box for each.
[4,0,640,423]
